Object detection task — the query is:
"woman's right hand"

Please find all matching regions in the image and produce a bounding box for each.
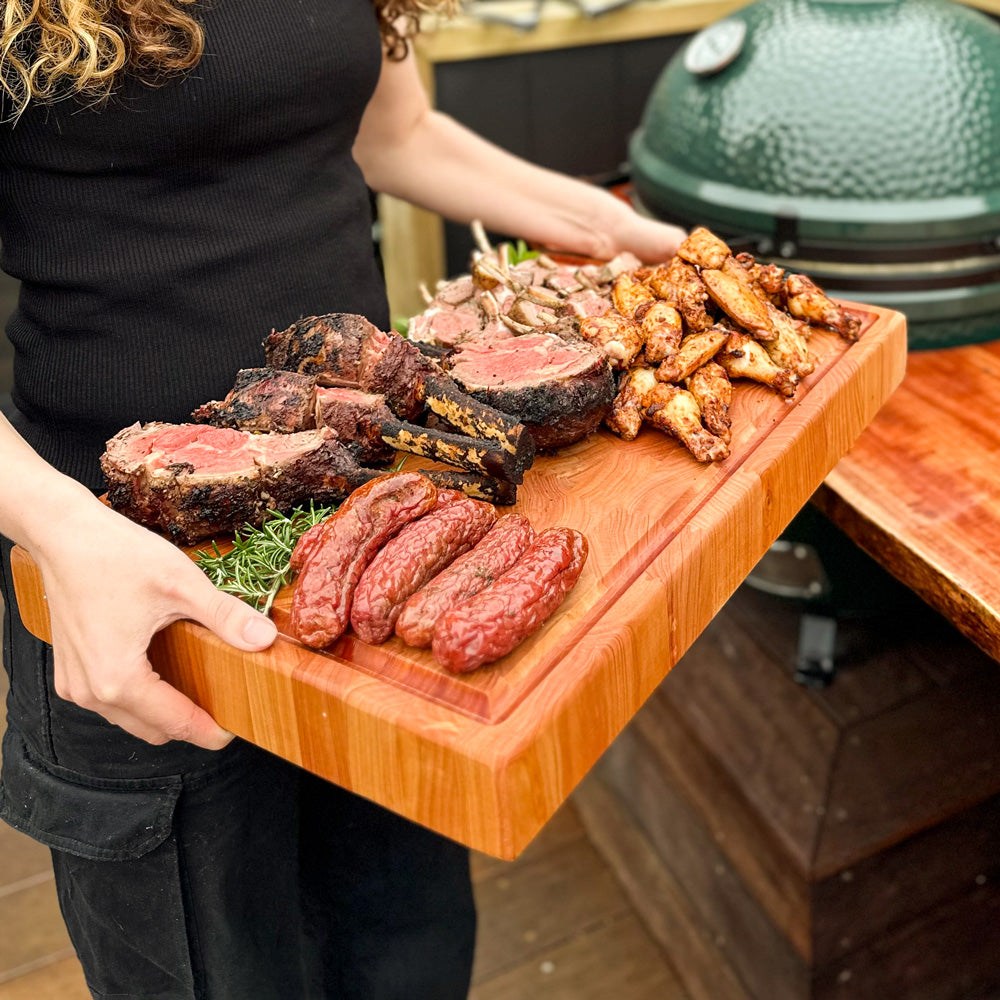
[20,484,278,749]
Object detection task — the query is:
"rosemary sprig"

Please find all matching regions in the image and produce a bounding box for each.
[194,502,335,615]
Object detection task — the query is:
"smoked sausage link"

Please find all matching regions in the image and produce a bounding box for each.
[395,513,535,648]
[289,472,438,648]
[350,491,497,644]
[431,527,588,673]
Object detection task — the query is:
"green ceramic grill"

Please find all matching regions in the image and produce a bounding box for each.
[629,0,1000,349]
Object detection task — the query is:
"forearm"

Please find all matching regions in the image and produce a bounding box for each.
[363,109,638,259]
[0,412,99,553]
[354,53,684,263]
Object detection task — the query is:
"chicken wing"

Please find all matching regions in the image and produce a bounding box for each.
[653,257,715,332]
[605,365,658,441]
[612,272,656,321]
[645,383,729,462]
[641,300,683,365]
[701,259,776,341]
[677,226,732,270]
[784,273,860,340]
[579,313,644,369]
[657,325,730,383]
[763,303,815,378]
[685,361,732,444]
[734,252,786,304]
[716,330,799,397]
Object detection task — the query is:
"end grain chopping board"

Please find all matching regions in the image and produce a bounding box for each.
[11,303,907,859]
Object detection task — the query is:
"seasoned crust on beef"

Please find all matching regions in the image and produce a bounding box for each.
[102,423,379,545]
[444,334,614,450]
[264,313,380,385]
[192,368,318,433]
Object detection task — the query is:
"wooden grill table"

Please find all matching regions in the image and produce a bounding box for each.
[11,305,905,861]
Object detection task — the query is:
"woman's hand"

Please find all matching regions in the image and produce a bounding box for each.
[599,201,687,263]
[27,491,277,749]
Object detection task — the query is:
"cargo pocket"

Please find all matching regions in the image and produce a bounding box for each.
[0,729,198,1000]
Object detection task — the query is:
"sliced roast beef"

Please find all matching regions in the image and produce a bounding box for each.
[191,368,318,433]
[314,386,396,465]
[264,313,379,386]
[102,423,378,544]
[444,333,615,450]
[357,327,441,420]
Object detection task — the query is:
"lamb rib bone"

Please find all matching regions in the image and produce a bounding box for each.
[379,417,531,485]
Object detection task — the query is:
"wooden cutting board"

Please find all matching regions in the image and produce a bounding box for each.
[10,303,907,859]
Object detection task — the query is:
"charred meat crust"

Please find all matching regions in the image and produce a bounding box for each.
[444,336,614,451]
[191,368,319,434]
[101,423,383,545]
[264,313,379,386]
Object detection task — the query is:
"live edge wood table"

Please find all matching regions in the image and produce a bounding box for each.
[12,305,905,861]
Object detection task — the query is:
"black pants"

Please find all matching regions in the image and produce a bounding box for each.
[0,537,476,1000]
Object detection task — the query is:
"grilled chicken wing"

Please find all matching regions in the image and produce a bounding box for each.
[701,260,776,341]
[763,303,815,378]
[606,365,658,441]
[717,330,799,397]
[657,325,730,383]
[612,272,656,321]
[641,300,684,365]
[579,313,644,369]
[784,273,860,340]
[677,226,732,271]
[685,361,732,444]
[734,253,786,304]
[645,383,729,462]
[654,257,715,332]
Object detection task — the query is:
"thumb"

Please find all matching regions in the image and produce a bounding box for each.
[188,584,279,651]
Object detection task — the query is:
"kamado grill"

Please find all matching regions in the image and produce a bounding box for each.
[629,0,1000,681]
[629,0,1000,351]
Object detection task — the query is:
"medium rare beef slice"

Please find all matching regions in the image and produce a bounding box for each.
[264,313,379,385]
[191,368,318,433]
[357,328,441,420]
[102,423,267,544]
[445,334,614,451]
[314,387,396,465]
[102,423,382,545]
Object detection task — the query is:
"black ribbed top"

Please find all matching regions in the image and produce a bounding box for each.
[0,0,389,490]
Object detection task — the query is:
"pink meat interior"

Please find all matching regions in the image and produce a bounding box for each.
[448,334,599,389]
[248,428,327,465]
[142,426,256,475]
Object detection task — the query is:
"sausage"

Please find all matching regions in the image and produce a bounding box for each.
[350,491,497,644]
[289,520,326,573]
[289,472,439,648]
[395,513,535,649]
[431,527,588,673]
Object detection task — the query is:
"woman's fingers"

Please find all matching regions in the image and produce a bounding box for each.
[174,573,278,651]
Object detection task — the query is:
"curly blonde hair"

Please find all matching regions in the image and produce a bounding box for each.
[0,0,454,118]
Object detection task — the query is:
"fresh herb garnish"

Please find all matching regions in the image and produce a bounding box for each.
[195,503,335,614]
[507,239,539,266]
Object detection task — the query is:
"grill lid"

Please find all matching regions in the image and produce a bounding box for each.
[630,0,1000,245]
